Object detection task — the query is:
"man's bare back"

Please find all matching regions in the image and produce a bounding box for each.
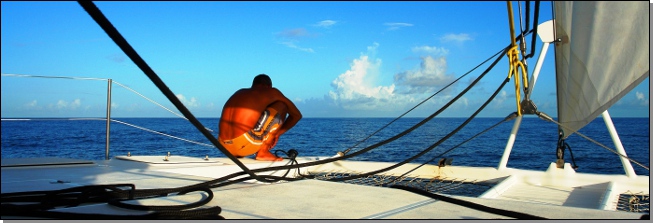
[218,74,302,161]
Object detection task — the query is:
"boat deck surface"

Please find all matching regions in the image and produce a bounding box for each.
[1,156,648,219]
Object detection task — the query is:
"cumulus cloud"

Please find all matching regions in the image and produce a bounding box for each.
[411,46,449,56]
[56,99,81,110]
[635,91,649,105]
[328,45,401,110]
[326,43,450,112]
[176,94,199,108]
[384,22,413,31]
[296,42,478,117]
[314,20,337,28]
[394,56,456,94]
[440,33,472,44]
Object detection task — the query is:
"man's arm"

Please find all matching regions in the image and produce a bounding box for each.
[272,89,302,136]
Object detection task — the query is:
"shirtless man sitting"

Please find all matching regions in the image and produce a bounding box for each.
[218,74,302,161]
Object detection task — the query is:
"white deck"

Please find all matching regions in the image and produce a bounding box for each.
[1,156,649,219]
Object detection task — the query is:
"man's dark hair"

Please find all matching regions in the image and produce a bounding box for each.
[252,74,272,86]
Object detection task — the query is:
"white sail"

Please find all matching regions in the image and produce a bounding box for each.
[553,1,649,138]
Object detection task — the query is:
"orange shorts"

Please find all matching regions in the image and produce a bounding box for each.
[219,107,283,157]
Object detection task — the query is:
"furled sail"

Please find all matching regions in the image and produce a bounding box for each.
[553,1,649,138]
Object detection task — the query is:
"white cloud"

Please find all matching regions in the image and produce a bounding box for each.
[384,22,413,31]
[21,100,43,111]
[329,47,397,110]
[314,20,337,28]
[411,45,449,56]
[299,43,487,117]
[55,99,81,110]
[440,33,472,44]
[394,56,456,94]
[56,100,68,109]
[176,94,199,108]
[26,100,38,107]
[281,42,315,53]
[491,90,508,109]
[635,91,649,105]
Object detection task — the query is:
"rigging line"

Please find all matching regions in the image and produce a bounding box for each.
[332,30,536,162]
[506,2,529,116]
[110,119,214,148]
[162,31,538,183]
[516,1,529,59]
[339,26,536,156]
[340,44,509,155]
[1,73,109,81]
[383,112,519,186]
[536,112,650,171]
[181,29,530,185]
[111,81,214,132]
[324,63,513,182]
[127,31,538,185]
[215,42,514,179]
[77,1,267,183]
[526,1,541,59]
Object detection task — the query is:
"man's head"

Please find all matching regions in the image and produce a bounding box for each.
[252,74,272,87]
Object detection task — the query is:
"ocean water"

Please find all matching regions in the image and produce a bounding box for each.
[1,117,649,176]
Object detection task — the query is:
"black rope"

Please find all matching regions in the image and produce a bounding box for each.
[557,132,579,170]
[390,185,547,219]
[382,112,519,186]
[1,184,224,219]
[526,1,541,59]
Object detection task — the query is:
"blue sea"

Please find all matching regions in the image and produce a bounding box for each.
[1,117,649,176]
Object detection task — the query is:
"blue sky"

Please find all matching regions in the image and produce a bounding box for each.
[1,1,649,118]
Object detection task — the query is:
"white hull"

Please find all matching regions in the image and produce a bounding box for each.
[2,155,648,219]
